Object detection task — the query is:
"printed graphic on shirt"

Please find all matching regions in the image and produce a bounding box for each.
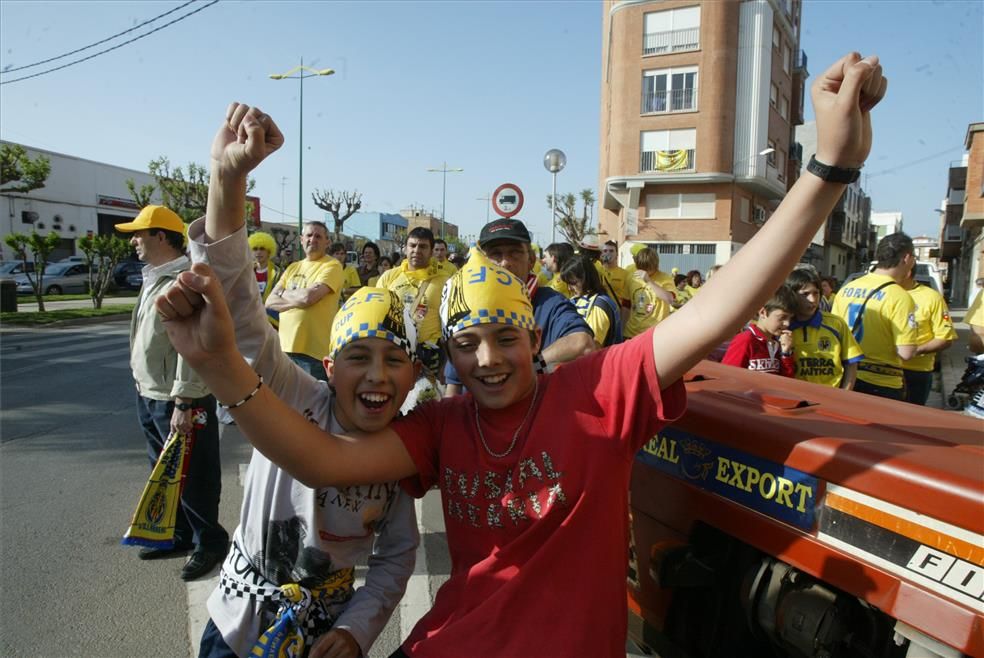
[441,450,568,529]
[252,517,335,584]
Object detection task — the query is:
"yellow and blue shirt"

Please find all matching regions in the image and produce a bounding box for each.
[789,310,864,387]
[572,293,622,347]
[904,283,957,373]
[831,273,918,390]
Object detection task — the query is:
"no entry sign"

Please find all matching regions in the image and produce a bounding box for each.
[492,183,524,219]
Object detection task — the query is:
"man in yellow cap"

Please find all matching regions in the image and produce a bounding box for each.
[114,205,228,581]
[248,231,281,327]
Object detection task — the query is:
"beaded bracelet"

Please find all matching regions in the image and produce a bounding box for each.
[219,375,264,410]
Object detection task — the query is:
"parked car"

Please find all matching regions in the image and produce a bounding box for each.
[14,262,92,295]
[113,261,144,290]
[125,272,143,289]
[0,261,40,277]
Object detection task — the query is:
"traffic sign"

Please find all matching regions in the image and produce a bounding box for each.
[492,183,524,219]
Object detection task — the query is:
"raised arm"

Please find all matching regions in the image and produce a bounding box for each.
[651,53,887,385]
[205,103,284,242]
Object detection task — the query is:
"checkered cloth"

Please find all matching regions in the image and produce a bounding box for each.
[329,287,417,361]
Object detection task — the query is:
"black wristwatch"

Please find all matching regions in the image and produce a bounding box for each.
[807,155,861,183]
[175,401,193,411]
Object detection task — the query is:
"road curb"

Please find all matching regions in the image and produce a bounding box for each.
[0,313,131,329]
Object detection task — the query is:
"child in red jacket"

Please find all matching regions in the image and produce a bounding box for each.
[722,284,799,377]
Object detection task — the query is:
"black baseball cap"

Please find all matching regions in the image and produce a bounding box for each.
[478,218,531,247]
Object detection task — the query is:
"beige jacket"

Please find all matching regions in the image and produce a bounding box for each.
[129,255,209,401]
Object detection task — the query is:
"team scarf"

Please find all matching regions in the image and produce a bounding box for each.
[121,408,206,549]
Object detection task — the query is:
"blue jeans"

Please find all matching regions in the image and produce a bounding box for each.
[288,352,329,382]
[903,370,933,406]
[198,618,237,658]
[136,394,228,552]
[853,378,905,401]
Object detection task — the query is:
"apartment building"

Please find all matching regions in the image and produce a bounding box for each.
[939,122,983,305]
[399,206,459,240]
[598,0,805,273]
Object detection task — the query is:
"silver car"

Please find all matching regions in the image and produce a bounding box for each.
[15,262,92,295]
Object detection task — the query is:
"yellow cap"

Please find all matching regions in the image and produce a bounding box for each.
[114,205,186,235]
[629,242,646,256]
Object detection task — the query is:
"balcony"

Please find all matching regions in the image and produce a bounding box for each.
[640,149,695,173]
[643,27,700,56]
[789,141,803,163]
[642,87,698,114]
[794,50,808,73]
[942,224,963,242]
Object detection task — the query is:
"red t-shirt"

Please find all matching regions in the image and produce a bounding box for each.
[720,323,795,377]
[392,329,686,657]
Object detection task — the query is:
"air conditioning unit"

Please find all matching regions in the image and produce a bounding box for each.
[752,208,767,224]
[21,210,38,224]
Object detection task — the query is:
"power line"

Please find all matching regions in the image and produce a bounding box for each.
[1,0,198,74]
[0,0,219,86]
[864,145,964,179]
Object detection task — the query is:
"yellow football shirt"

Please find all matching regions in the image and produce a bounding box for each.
[789,311,864,387]
[966,289,984,327]
[904,283,957,373]
[831,273,918,389]
[277,256,344,360]
[376,263,448,345]
[624,276,671,338]
[573,294,613,346]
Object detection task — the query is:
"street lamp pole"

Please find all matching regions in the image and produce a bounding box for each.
[427,162,463,240]
[543,149,566,243]
[477,193,491,223]
[270,59,335,252]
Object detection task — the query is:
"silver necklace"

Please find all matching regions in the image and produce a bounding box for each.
[474,378,540,459]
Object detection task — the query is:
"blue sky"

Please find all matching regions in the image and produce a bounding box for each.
[1,0,981,244]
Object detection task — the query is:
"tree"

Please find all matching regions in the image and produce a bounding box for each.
[446,236,470,255]
[77,234,131,309]
[546,188,596,245]
[0,144,51,194]
[126,156,255,223]
[3,231,60,311]
[312,189,363,241]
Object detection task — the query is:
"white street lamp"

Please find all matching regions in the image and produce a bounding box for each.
[427,162,463,240]
[543,149,566,243]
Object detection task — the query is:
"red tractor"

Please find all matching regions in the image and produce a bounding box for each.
[629,361,983,658]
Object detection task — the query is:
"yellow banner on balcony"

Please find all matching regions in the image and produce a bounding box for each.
[657,149,689,171]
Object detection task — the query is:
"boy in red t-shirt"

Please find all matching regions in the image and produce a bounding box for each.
[158,52,888,658]
[721,285,799,377]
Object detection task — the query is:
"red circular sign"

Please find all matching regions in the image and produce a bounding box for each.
[492,183,524,219]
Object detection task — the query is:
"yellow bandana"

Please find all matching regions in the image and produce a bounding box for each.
[440,248,535,339]
[329,287,417,360]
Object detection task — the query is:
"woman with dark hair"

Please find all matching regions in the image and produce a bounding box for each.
[357,241,381,286]
[543,242,575,298]
[685,270,703,298]
[560,254,623,348]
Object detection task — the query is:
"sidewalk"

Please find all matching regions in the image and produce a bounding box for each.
[933,306,976,412]
[9,294,135,312]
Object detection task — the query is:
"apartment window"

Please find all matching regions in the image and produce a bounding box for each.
[772,25,780,50]
[646,192,716,219]
[767,140,777,167]
[777,150,786,180]
[640,128,696,172]
[779,95,789,120]
[642,66,698,113]
[783,43,792,74]
[739,197,750,222]
[643,6,700,56]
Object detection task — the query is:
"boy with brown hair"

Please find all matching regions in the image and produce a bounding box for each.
[721,284,800,377]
